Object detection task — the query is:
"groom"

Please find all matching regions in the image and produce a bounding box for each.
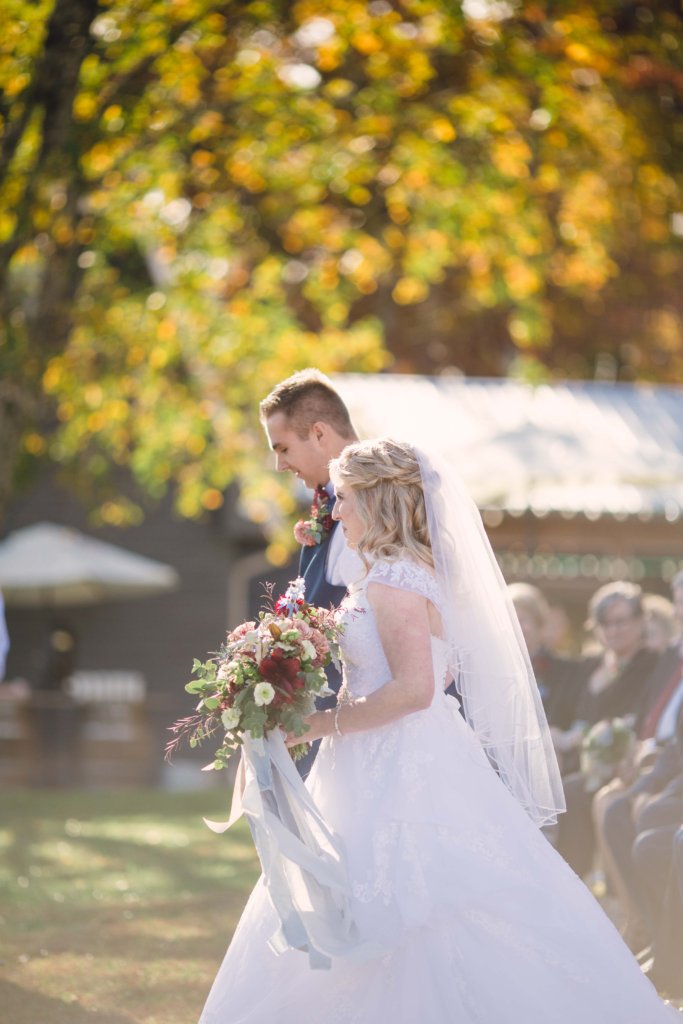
[260,369,363,775]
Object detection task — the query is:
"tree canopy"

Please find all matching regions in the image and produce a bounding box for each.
[1,0,682,543]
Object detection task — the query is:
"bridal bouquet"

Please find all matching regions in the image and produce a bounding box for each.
[580,716,636,792]
[166,577,342,767]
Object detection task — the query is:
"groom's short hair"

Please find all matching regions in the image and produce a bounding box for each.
[260,369,355,440]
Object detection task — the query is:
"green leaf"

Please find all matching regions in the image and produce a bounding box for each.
[185,679,207,694]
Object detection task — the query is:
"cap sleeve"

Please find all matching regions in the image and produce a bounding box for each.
[367,558,442,607]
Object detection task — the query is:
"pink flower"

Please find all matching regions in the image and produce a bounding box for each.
[294,519,317,546]
[228,620,256,642]
[294,619,330,665]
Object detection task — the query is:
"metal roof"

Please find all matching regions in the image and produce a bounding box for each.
[333,376,683,521]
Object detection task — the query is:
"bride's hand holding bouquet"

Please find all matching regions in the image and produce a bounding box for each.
[165,577,342,767]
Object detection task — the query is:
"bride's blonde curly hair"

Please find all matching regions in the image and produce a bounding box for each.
[330,438,433,569]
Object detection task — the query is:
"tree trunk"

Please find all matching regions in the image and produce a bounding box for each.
[0,382,36,528]
[0,0,100,530]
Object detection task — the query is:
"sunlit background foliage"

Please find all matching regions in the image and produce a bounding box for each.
[1,0,682,530]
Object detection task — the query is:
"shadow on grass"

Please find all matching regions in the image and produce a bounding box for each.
[0,978,136,1024]
[0,788,258,1024]
[10,890,252,961]
[4,826,257,905]
[1,787,258,907]
[0,787,236,827]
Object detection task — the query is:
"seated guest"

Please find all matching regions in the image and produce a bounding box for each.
[555,581,660,878]
[643,592,676,655]
[508,583,583,737]
[630,811,683,965]
[603,757,683,951]
[642,823,683,998]
[593,573,683,946]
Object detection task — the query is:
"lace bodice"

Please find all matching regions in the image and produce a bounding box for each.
[337,558,449,700]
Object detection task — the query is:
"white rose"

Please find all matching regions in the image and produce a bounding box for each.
[301,639,316,661]
[217,663,231,681]
[221,707,241,730]
[254,682,275,706]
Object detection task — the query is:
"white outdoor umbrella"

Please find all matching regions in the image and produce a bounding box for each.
[0,522,180,607]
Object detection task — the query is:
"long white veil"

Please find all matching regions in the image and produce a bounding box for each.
[416,447,566,828]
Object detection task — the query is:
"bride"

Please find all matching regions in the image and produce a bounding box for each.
[199,439,678,1023]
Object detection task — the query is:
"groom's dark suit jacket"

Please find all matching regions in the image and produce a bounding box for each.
[297,519,347,777]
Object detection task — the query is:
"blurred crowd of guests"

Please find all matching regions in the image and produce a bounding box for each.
[509,572,683,998]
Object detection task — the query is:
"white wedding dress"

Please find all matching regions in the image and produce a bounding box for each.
[199,559,678,1023]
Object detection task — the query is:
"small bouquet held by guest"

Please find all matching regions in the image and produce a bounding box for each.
[580,716,637,792]
[166,577,342,768]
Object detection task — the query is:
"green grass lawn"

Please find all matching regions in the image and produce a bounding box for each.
[0,788,260,1024]
[3,789,681,1023]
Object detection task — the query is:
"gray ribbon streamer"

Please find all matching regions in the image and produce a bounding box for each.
[205,731,382,969]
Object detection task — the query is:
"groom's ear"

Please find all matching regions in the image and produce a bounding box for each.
[310,421,328,445]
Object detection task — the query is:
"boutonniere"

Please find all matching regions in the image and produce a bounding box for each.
[294,485,335,547]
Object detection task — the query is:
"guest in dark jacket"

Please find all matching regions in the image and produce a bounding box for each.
[555,581,660,878]
[643,592,677,655]
[641,822,683,997]
[508,583,583,734]
[593,571,683,947]
[600,705,683,950]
